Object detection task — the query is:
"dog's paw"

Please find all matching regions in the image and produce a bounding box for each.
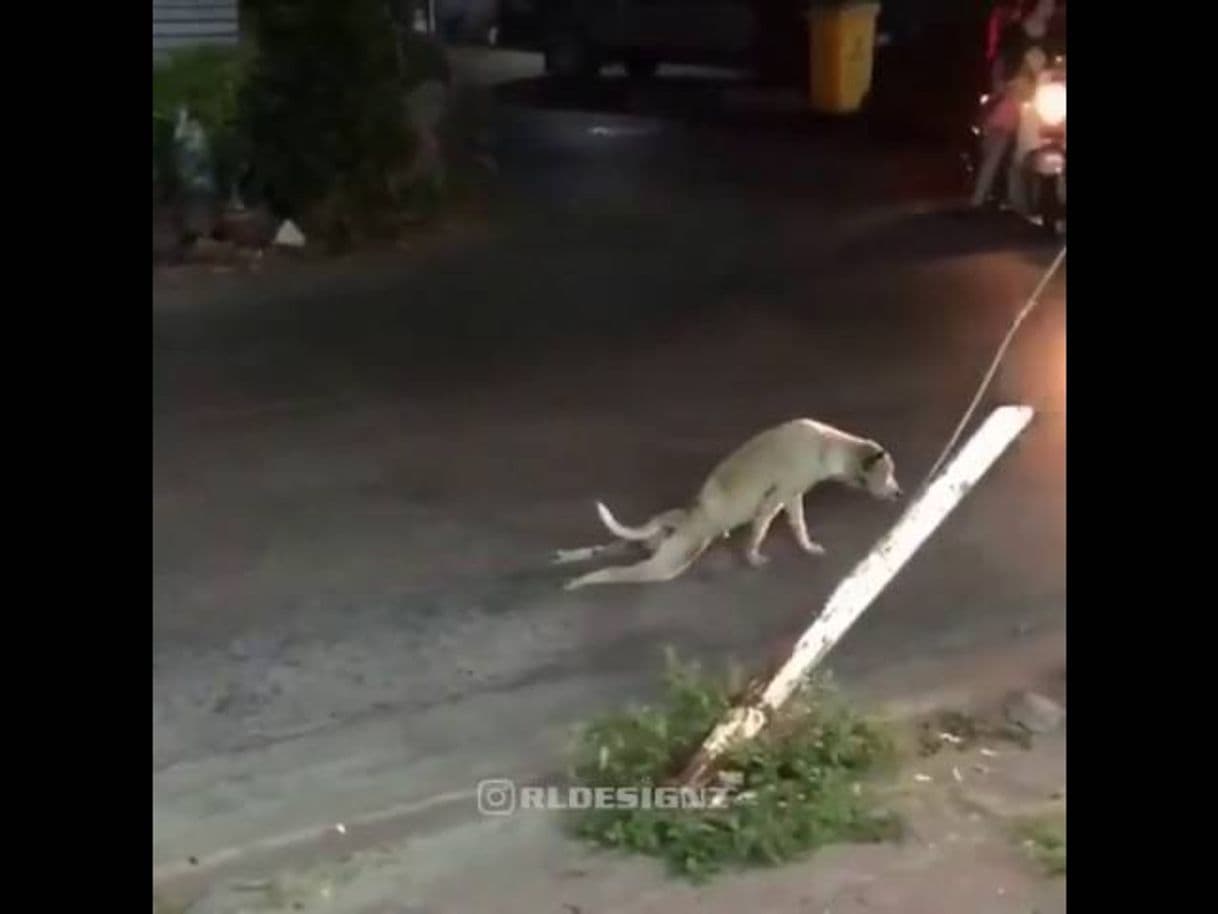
[803,542,827,557]
[746,552,770,568]
[563,576,587,591]
[552,548,582,565]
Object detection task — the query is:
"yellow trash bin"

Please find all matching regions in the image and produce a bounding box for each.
[806,1,882,114]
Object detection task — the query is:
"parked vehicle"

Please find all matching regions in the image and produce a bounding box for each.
[435,0,501,43]
[496,0,807,84]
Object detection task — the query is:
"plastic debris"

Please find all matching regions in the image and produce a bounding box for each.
[274,220,307,248]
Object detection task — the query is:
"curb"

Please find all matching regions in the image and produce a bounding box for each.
[852,628,1064,723]
[953,789,1066,823]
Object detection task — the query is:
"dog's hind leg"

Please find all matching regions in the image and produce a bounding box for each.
[552,540,635,565]
[554,507,687,566]
[563,533,711,590]
[745,488,786,568]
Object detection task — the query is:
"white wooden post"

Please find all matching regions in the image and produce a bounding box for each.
[677,404,1036,787]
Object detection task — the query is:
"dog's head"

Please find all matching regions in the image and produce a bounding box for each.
[856,442,903,501]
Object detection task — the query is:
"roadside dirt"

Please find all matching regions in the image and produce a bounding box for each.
[160,686,1066,914]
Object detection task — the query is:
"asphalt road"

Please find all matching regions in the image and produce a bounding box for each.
[152,65,1065,869]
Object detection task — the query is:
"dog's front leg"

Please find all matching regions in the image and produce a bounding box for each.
[784,495,825,556]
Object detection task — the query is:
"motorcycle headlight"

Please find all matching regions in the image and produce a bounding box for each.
[1033,82,1066,126]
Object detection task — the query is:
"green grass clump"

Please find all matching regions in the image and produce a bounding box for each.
[566,650,902,880]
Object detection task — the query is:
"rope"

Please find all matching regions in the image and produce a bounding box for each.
[916,244,1066,496]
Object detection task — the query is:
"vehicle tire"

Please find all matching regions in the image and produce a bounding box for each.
[1037,174,1064,237]
[625,53,658,81]
[544,33,597,83]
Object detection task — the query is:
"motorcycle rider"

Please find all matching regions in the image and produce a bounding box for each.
[985,0,1026,91]
[969,0,1055,210]
[970,46,1045,211]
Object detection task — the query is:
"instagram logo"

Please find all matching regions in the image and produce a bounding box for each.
[476,778,517,815]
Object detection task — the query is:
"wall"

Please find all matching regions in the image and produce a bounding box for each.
[153,0,239,60]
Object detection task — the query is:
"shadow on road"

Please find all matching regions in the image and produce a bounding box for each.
[836,207,1063,268]
[480,38,980,140]
[498,72,840,129]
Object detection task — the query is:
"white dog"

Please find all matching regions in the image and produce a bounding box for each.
[555,418,902,590]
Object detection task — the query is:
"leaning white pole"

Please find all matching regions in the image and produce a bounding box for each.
[677,404,1036,787]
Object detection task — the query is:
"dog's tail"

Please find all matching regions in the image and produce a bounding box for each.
[596,500,667,541]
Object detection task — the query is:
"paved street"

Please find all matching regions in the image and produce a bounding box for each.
[152,61,1065,875]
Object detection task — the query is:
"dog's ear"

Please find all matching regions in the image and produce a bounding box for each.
[861,442,887,470]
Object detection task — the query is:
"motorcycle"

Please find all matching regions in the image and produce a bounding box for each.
[965,55,1066,237]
